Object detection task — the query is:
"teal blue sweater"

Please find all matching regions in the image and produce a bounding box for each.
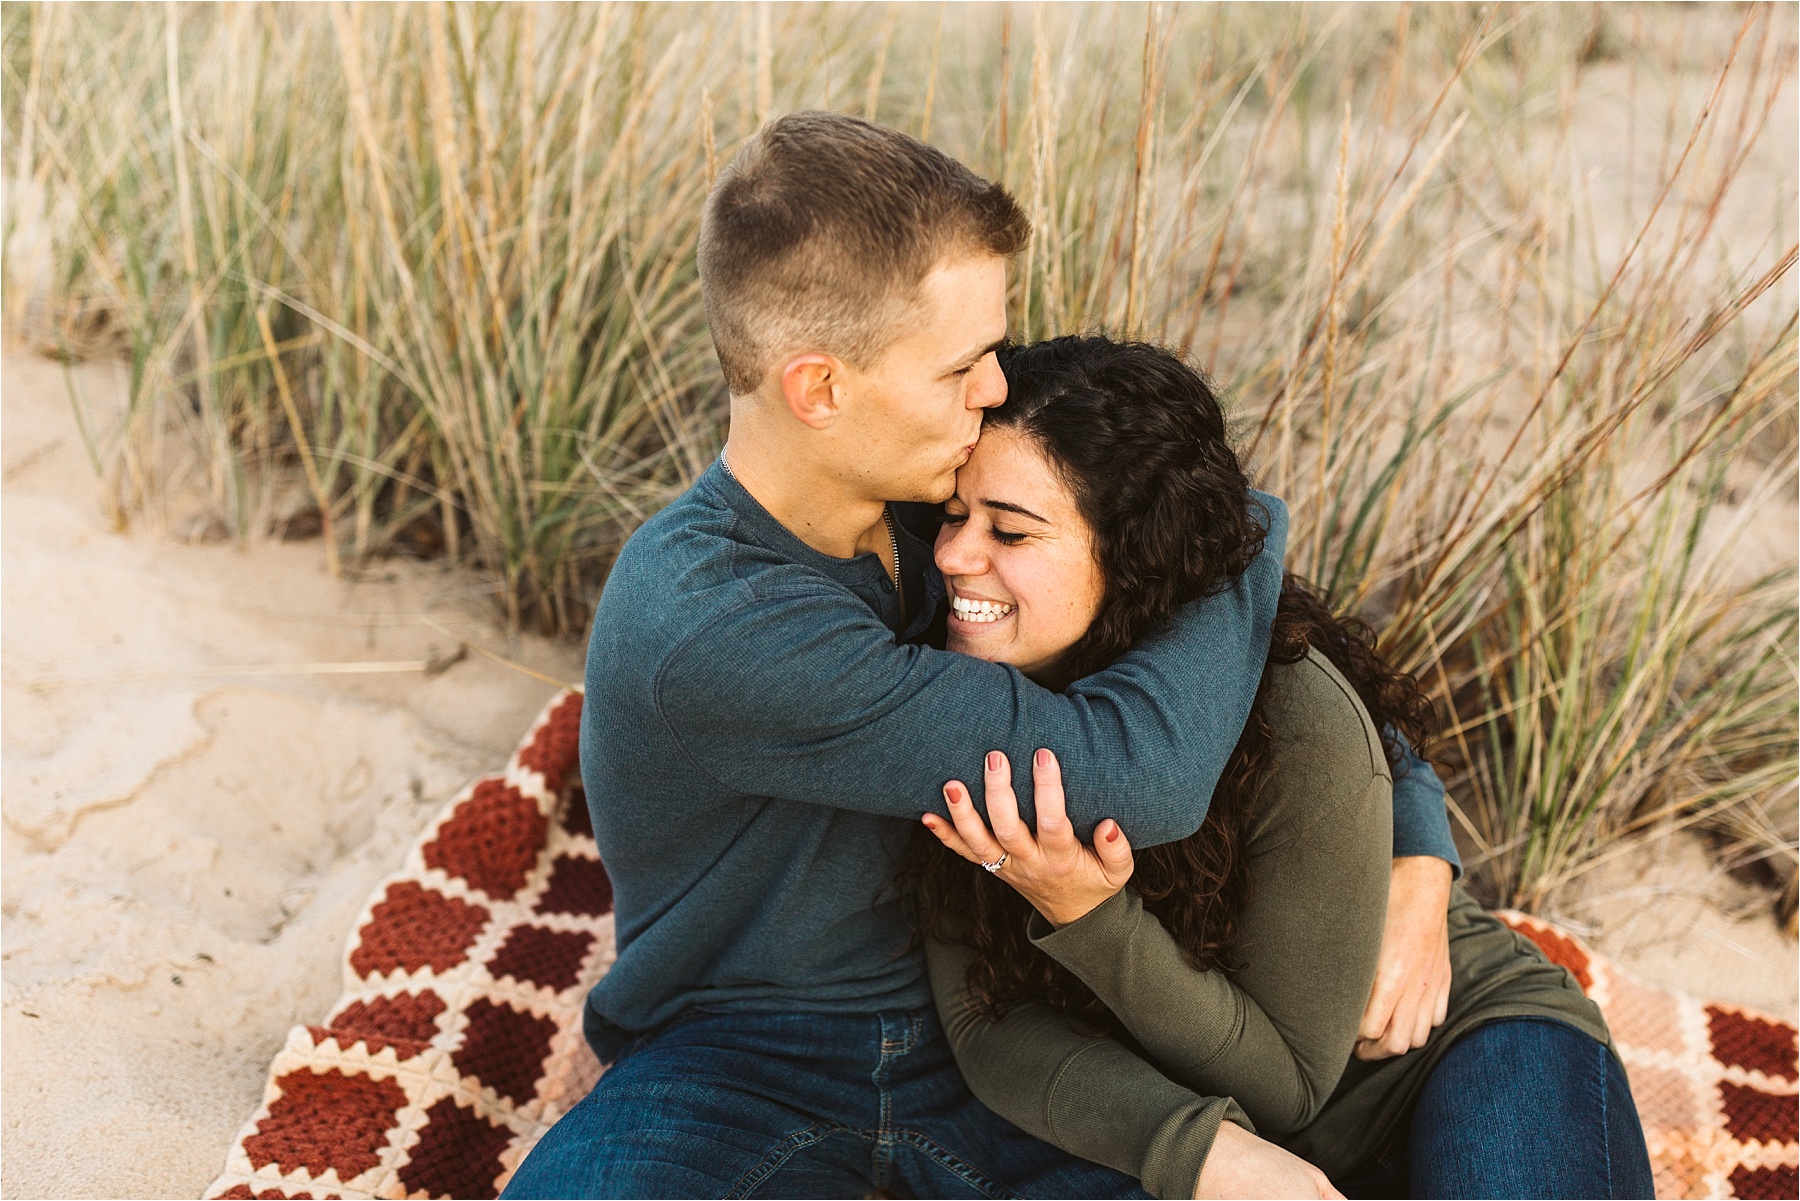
[577,462,1457,1057]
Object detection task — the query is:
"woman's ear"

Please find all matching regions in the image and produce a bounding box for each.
[778,354,845,430]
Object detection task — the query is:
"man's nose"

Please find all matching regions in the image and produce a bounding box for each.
[968,355,1008,410]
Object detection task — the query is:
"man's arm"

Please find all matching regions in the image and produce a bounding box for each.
[1359,855,1455,1059]
[1389,734,1461,875]
[1360,737,1459,1058]
[656,485,1459,863]
[656,495,1290,844]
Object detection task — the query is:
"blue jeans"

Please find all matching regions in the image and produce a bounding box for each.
[502,1006,1148,1199]
[1338,1017,1655,1199]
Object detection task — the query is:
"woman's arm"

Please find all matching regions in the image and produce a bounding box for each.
[928,938,1342,1201]
[928,737,1391,1135]
[1030,772,1389,1134]
[927,936,1242,1199]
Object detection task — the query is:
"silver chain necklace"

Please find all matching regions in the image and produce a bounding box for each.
[720,452,901,594]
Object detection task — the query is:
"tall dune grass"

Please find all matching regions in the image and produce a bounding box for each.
[4,1,1795,914]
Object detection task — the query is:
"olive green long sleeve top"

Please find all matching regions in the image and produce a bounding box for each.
[928,650,1609,1198]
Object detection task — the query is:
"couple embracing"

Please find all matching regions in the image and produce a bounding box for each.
[504,113,1654,1200]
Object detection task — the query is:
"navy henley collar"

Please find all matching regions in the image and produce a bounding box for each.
[700,458,942,640]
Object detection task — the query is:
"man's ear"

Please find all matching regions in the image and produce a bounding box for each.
[778,354,845,431]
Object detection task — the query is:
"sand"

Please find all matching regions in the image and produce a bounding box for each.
[2,350,583,1199]
[1,347,1794,1199]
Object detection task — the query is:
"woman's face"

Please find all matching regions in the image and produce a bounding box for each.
[935,426,1104,680]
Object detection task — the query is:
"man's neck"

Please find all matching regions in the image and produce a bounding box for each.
[721,435,891,562]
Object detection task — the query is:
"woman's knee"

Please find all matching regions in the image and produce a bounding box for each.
[1407,1018,1653,1199]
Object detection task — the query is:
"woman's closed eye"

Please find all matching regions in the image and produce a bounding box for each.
[942,511,1026,545]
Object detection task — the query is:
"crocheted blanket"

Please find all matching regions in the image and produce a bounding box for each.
[209,689,1797,1201]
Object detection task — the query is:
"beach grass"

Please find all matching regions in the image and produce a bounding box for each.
[4,0,1794,914]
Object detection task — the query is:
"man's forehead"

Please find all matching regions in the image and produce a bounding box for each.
[920,253,1006,302]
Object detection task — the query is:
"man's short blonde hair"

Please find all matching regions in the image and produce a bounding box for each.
[698,112,1030,396]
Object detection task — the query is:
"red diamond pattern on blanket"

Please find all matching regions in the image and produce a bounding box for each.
[1709,1006,1800,1084]
[452,997,559,1108]
[1719,1081,1799,1146]
[206,692,1797,1201]
[421,778,547,900]
[348,881,489,978]
[516,691,583,783]
[536,852,613,918]
[396,1096,515,1200]
[487,924,595,994]
[1730,1164,1799,1200]
[329,991,447,1045]
[241,1069,406,1180]
[560,781,593,840]
[301,1025,431,1063]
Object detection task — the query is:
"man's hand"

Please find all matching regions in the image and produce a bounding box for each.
[923,748,1134,928]
[1356,855,1454,1060]
[1195,1121,1344,1200]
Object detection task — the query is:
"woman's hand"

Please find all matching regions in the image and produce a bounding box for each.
[923,748,1134,928]
[1195,1122,1344,1200]
[1355,855,1454,1059]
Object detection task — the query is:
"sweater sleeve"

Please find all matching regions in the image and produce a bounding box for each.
[1027,771,1392,1138]
[655,494,1290,845]
[926,937,1252,1201]
[1388,733,1462,876]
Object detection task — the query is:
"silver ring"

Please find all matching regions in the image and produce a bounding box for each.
[980,853,1009,873]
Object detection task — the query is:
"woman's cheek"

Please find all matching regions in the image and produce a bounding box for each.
[1030,572,1082,650]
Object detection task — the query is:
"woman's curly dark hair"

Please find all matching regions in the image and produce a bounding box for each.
[902,335,1436,1027]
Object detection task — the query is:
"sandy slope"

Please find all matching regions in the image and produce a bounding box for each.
[1,348,1793,1199]
[2,350,583,1199]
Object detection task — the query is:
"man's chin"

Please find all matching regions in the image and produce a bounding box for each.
[886,473,959,506]
[920,473,959,505]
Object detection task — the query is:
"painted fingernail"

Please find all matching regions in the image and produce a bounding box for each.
[1105,826,1120,842]
[944,784,960,805]
[986,751,1002,772]
[1035,748,1050,769]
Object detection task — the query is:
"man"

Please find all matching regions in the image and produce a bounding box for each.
[504,112,1458,1199]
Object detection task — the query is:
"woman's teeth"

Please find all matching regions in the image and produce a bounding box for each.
[952,597,1015,624]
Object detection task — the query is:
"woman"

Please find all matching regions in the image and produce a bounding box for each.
[905,336,1654,1199]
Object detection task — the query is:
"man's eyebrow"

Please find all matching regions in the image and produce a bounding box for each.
[953,337,1008,369]
[981,498,1051,524]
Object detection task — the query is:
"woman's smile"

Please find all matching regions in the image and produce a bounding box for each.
[947,586,1016,626]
